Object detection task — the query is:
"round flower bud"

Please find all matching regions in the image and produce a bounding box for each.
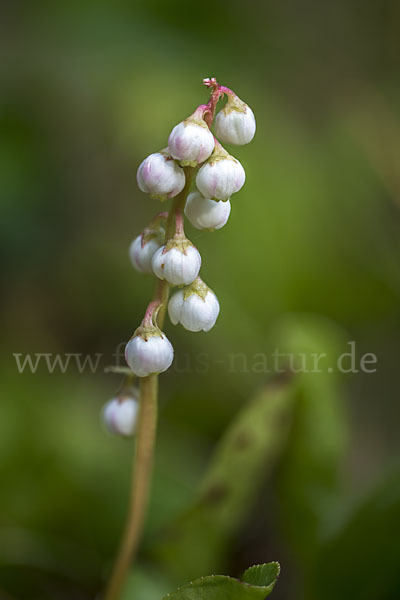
[102,396,139,438]
[129,235,162,273]
[168,277,220,332]
[184,190,231,230]
[196,142,245,201]
[214,95,256,145]
[129,214,167,273]
[137,151,185,200]
[168,107,215,167]
[125,328,174,377]
[151,234,201,286]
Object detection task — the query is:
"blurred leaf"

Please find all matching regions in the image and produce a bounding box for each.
[153,377,296,581]
[121,565,172,600]
[310,468,400,600]
[162,562,280,600]
[271,315,349,563]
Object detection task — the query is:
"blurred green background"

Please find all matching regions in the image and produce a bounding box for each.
[1,1,400,599]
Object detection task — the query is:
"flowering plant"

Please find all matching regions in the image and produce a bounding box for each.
[101,78,279,600]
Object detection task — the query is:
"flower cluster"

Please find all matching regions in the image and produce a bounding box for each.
[125,78,256,380]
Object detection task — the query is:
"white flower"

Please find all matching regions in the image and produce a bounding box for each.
[102,396,139,437]
[137,151,185,200]
[129,234,163,273]
[168,277,220,332]
[151,236,201,286]
[168,107,215,167]
[129,213,167,273]
[125,330,174,377]
[184,190,231,230]
[196,142,245,201]
[214,95,256,145]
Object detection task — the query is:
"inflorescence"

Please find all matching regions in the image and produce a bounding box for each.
[103,78,256,436]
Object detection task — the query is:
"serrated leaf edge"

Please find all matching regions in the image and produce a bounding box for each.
[162,563,281,599]
[242,561,281,587]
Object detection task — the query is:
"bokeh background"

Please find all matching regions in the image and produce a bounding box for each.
[1,1,400,599]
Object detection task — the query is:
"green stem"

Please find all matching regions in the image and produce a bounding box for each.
[104,375,158,600]
[165,166,195,238]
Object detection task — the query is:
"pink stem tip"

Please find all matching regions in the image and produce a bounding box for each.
[175,210,185,236]
[202,77,236,128]
[142,300,161,327]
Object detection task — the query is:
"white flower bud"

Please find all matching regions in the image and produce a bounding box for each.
[137,151,185,200]
[184,190,231,230]
[125,329,174,377]
[151,234,201,286]
[214,95,256,145]
[129,235,162,273]
[168,107,215,167]
[129,214,167,273]
[102,396,139,437]
[196,142,245,201]
[168,277,220,332]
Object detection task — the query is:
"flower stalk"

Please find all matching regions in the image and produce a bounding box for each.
[103,374,158,600]
[104,175,195,600]
[103,77,256,600]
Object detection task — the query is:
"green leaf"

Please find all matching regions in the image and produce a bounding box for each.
[310,469,400,600]
[162,562,280,600]
[271,315,349,562]
[152,378,296,581]
[120,565,172,600]
[242,562,280,587]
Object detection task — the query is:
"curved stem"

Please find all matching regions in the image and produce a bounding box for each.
[156,279,170,328]
[104,375,158,600]
[142,300,161,328]
[202,78,225,127]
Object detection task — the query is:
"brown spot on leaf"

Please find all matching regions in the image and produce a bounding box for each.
[202,483,230,505]
[233,430,253,450]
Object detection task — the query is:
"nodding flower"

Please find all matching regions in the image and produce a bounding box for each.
[125,302,174,377]
[214,92,256,145]
[168,106,215,167]
[168,277,220,332]
[196,140,245,201]
[151,213,201,286]
[102,395,139,438]
[137,150,185,201]
[184,190,231,230]
[129,214,167,273]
